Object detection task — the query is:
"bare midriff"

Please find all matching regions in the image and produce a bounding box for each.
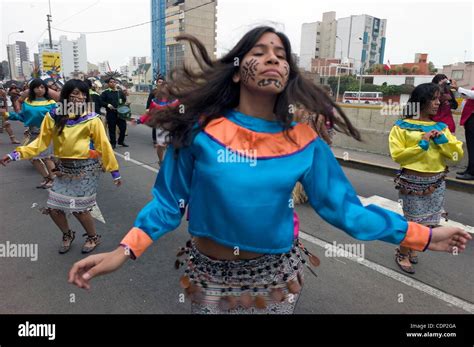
[403,168,445,177]
[193,236,264,260]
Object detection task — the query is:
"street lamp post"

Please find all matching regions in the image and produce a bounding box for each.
[7,30,24,81]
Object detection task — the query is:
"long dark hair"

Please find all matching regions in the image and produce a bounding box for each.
[432,74,458,110]
[55,79,91,134]
[153,83,173,101]
[147,26,361,152]
[27,78,51,101]
[404,83,441,118]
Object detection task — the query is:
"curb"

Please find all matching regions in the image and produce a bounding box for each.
[335,156,474,194]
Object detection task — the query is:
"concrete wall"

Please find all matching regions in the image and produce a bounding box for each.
[128,92,149,115]
[128,93,468,167]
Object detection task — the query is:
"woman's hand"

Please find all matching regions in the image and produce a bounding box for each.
[422,130,436,141]
[114,178,122,187]
[68,246,130,290]
[428,226,471,252]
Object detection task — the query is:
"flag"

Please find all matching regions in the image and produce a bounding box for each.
[384,60,391,71]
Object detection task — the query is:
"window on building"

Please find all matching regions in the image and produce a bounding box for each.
[452,70,464,80]
[317,32,320,35]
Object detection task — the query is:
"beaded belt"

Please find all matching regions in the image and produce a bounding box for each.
[53,159,102,178]
[175,239,320,310]
[394,170,446,196]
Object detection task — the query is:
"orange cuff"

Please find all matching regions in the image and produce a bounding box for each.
[400,222,432,251]
[120,227,153,258]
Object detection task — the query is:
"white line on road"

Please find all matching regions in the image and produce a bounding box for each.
[114,151,159,173]
[358,195,474,234]
[299,231,474,314]
[116,153,474,313]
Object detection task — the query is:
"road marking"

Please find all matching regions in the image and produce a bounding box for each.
[299,231,474,314]
[118,154,474,313]
[114,151,159,173]
[358,195,474,234]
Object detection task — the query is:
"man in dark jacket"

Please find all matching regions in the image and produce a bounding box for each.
[101,78,128,148]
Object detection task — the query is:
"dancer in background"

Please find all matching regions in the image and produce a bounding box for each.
[1,79,121,254]
[146,75,166,146]
[389,83,464,274]
[135,82,179,164]
[1,79,57,188]
[0,86,20,144]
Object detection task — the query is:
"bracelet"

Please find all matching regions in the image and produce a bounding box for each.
[422,227,433,252]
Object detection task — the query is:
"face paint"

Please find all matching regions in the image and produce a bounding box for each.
[283,63,289,78]
[257,79,283,89]
[241,58,259,84]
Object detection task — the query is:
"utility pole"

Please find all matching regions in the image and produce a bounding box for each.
[47,14,53,49]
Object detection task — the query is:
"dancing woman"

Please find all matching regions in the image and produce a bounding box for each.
[1,79,122,254]
[0,87,20,144]
[1,79,57,188]
[135,82,179,164]
[68,27,470,314]
[389,83,464,274]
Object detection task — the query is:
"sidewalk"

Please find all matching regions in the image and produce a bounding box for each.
[332,146,474,193]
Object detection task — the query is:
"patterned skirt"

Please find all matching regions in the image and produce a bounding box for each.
[46,159,102,213]
[175,239,320,314]
[395,171,447,226]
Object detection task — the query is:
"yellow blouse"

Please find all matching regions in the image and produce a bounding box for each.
[13,112,119,173]
[389,119,463,173]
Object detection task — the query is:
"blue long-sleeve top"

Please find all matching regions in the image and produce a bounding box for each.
[6,98,57,128]
[121,109,431,258]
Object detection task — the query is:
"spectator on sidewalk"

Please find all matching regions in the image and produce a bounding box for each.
[431,74,458,133]
[389,83,464,274]
[452,81,474,180]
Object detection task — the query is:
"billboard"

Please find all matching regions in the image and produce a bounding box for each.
[41,52,62,75]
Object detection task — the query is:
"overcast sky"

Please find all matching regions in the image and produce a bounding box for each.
[1,0,473,70]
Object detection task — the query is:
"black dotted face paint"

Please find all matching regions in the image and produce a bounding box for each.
[241,58,259,84]
[257,79,283,89]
